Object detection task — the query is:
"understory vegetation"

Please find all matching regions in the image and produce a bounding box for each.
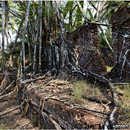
[0,1,130,129]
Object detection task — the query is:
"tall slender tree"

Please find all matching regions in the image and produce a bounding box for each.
[22,1,31,78]
[54,0,66,69]
[1,1,6,72]
[5,1,9,45]
[39,1,42,73]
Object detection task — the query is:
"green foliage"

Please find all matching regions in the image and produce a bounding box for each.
[85,84,102,97]
[75,1,83,27]
[115,84,130,110]
[72,80,102,103]
[72,80,86,103]
[121,85,130,109]
[62,1,74,19]
[99,27,112,48]
[101,1,129,22]
[0,124,6,130]
[117,84,130,124]
[1,0,130,71]
[87,8,96,22]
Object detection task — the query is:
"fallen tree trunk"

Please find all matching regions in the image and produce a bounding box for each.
[17,72,113,129]
[16,64,120,129]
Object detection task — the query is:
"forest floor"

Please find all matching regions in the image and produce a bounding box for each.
[0,95,38,129]
[0,71,130,129]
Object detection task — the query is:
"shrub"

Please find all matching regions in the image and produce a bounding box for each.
[72,80,86,103]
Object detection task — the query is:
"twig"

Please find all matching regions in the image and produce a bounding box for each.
[120,49,130,79]
[109,106,117,124]
[0,105,20,118]
[119,36,126,63]
[88,21,112,27]
[28,77,54,91]
[31,100,74,129]
[0,80,15,96]
[45,97,108,116]
[0,72,16,76]
[0,91,14,101]
[89,1,97,11]
[21,70,52,84]
[112,83,130,85]
[8,7,22,18]
[49,113,74,129]
[0,81,19,101]
[41,112,62,130]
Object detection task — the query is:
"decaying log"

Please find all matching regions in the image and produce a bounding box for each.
[17,74,113,129]
[28,98,105,129]
[66,23,107,74]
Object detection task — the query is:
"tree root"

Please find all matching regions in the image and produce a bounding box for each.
[71,66,119,129]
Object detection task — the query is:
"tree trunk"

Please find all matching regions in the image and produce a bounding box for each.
[1,1,6,72]
[38,1,43,73]
[66,24,107,74]
[54,1,66,69]
[5,1,9,46]
[22,1,31,77]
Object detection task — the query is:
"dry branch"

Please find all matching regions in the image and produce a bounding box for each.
[45,97,108,116]
[0,105,20,118]
[21,71,52,84]
[0,91,14,101]
[41,112,62,130]
[71,66,119,129]
[0,80,15,96]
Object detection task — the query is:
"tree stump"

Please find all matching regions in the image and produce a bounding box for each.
[66,23,107,74]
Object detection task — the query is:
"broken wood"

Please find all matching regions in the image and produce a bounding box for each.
[70,66,119,129]
[0,91,14,101]
[0,80,15,96]
[0,105,20,118]
[17,75,112,129]
[21,70,52,84]
[66,24,107,74]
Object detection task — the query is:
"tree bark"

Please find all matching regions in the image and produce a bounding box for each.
[1,1,6,72]
[5,1,9,46]
[22,1,31,78]
[38,1,43,73]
